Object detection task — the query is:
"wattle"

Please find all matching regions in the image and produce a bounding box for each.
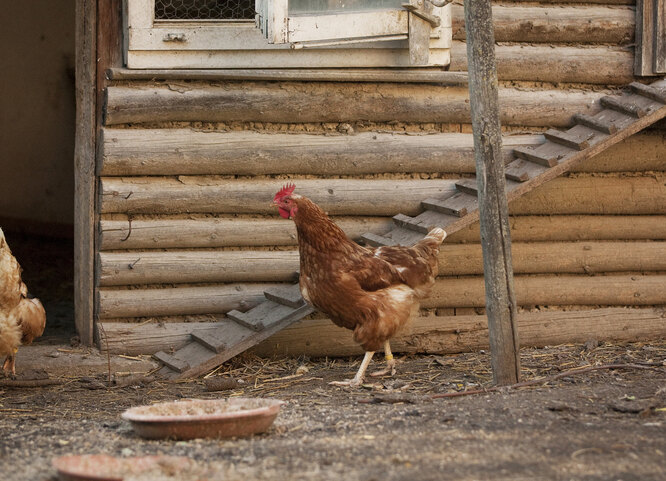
[278,207,291,219]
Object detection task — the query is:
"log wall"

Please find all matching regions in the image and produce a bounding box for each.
[96,0,666,356]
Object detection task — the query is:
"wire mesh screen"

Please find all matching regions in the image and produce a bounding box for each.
[154,0,255,20]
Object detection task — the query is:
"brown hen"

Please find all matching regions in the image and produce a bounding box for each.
[273,183,446,386]
[0,228,46,376]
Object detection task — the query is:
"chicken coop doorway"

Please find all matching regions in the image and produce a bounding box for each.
[0,1,77,343]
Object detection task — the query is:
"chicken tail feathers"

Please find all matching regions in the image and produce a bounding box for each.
[421,227,447,248]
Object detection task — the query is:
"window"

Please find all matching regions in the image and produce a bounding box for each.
[124,0,451,69]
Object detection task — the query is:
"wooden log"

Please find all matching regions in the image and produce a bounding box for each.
[99,216,393,250]
[97,241,666,287]
[424,274,666,308]
[98,250,300,286]
[104,83,605,127]
[451,5,634,44]
[99,175,666,216]
[439,241,666,276]
[510,175,666,215]
[100,178,459,216]
[482,44,634,85]
[99,129,540,176]
[253,307,666,357]
[97,284,273,319]
[98,215,666,250]
[100,128,665,177]
[97,307,666,356]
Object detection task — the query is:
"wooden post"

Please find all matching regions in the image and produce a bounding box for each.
[74,0,97,345]
[463,0,520,384]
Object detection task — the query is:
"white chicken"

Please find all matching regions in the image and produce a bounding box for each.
[0,228,46,376]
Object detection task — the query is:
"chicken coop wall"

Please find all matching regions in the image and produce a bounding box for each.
[93,0,666,356]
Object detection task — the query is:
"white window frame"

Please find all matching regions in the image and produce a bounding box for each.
[124,0,451,69]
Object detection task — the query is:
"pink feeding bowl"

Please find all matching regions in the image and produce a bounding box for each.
[121,397,284,440]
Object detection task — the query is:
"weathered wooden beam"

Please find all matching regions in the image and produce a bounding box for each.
[97,241,666,287]
[451,4,635,44]
[100,129,666,178]
[99,216,392,250]
[74,0,97,346]
[98,215,666,250]
[253,307,666,358]
[464,0,520,384]
[97,284,273,319]
[99,178,459,216]
[99,130,539,176]
[98,307,666,356]
[104,83,605,127]
[456,43,634,85]
[96,274,666,319]
[98,175,666,217]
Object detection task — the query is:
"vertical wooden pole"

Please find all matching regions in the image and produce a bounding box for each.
[463,0,520,384]
[74,0,97,345]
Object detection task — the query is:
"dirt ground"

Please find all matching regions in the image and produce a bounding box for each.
[0,341,664,481]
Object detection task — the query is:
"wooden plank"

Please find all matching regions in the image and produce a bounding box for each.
[104,84,605,127]
[170,303,317,379]
[422,192,477,217]
[191,330,228,353]
[393,210,458,234]
[455,179,479,196]
[99,216,392,250]
[543,128,593,150]
[573,113,618,134]
[227,301,297,331]
[99,129,539,177]
[451,4,634,44]
[654,0,666,73]
[600,96,648,117]
[450,43,634,85]
[99,178,459,216]
[634,0,656,76]
[97,284,272,319]
[252,307,666,358]
[504,159,548,182]
[263,284,305,309]
[629,81,666,103]
[513,145,561,167]
[106,67,470,84]
[74,0,97,346]
[152,351,189,373]
[361,232,397,247]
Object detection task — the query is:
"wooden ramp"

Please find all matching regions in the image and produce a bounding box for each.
[154,79,666,380]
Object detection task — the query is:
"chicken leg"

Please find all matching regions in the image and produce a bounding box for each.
[329,351,374,387]
[370,340,397,378]
[2,349,17,377]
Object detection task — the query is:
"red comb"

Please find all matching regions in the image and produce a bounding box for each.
[274,182,296,201]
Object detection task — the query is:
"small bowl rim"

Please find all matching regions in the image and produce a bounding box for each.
[121,397,284,423]
[52,454,193,481]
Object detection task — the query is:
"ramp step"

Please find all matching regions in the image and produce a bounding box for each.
[504,158,548,182]
[512,145,561,167]
[629,82,666,104]
[153,351,190,373]
[422,192,477,217]
[191,330,228,353]
[455,179,479,196]
[573,113,618,134]
[600,96,647,118]
[264,284,306,308]
[227,301,296,331]
[361,232,398,247]
[543,128,593,150]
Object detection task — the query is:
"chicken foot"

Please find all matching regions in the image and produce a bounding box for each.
[370,341,397,378]
[329,351,374,387]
